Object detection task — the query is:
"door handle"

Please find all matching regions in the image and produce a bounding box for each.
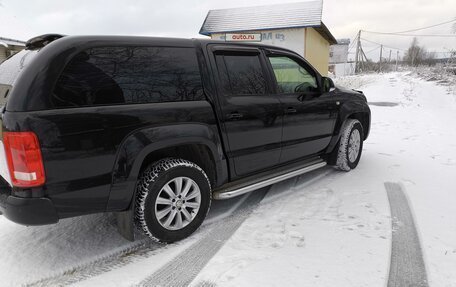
[227,112,243,120]
[285,107,297,114]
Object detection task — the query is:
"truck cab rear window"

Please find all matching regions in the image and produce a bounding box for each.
[53,47,204,108]
[215,54,266,96]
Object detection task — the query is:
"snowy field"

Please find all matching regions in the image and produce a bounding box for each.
[0,71,455,286]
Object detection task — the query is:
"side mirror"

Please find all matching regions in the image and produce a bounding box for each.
[322,77,336,93]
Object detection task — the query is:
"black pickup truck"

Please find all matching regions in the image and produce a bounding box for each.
[0,34,370,242]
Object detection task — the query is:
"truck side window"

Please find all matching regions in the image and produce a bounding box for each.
[53,47,204,108]
[268,56,318,94]
[215,54,266,96]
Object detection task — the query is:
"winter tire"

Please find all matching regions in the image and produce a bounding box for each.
[334,119,364,171]
[135,158,211,243]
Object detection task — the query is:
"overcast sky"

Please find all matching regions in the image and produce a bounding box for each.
[0,0,455,60]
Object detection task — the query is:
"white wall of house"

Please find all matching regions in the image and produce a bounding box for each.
[329,44,349,64]
[211,28,306,57]
[329,62,355,77]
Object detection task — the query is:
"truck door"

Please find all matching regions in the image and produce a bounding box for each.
[265,51,338,163]
[209,46,283,177]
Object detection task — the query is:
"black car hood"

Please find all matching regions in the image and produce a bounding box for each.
[334,85,367,101]
[335,85,363,95]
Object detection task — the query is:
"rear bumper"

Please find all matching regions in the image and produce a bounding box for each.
[0,194,59,226]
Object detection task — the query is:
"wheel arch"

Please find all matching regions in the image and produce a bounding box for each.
[325,101,371,155]
[346,112,370,140]
[107,123,228,212]
[138,143,217,186]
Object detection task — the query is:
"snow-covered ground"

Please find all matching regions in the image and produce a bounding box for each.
[0,71,455,286]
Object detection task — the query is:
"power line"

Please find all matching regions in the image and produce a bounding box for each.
[383,18,456,34]
[360,38,452,55]
[364,46,380,54]
[362,31,456,37]
[352,19,456,72]
[360,38,406,51]
[361,18,456,36]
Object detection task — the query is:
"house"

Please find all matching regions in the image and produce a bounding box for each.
[199,0,337,75]
[329,38,350,64]
[0,37,26,62]
[328,38,355,77]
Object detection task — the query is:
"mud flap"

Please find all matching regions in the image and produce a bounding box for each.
[326,138,340,166]
[116,208,135,242]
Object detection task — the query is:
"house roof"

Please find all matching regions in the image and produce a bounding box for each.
[0,37,26,47]
[199,1,337,45]
[335,38,350,45]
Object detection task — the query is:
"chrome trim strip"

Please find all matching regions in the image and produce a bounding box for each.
[213,160,327,200]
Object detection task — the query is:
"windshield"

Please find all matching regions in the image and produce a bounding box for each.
[0,50,37,107]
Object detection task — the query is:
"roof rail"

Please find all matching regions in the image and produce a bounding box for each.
[25,34,65,50]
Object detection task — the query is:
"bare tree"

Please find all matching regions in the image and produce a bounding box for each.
[403,38,436,66]
[446,48,456,75]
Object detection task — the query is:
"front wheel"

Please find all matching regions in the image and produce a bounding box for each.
[135,158,211,243]
[333,119,364,171]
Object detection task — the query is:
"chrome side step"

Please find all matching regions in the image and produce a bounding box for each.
[213,159,327,200]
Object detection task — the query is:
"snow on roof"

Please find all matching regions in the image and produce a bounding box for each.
[200,1,323,35]
[199,1,337,44]
[0,37,26,47]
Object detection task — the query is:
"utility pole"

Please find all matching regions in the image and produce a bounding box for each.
[388,50,392,63]
[360,46,368,71]
[379,45,383,72]
[395,50,399,71]
[354,30,361,74]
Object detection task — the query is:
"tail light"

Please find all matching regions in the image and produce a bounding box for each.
[3,131,46,187]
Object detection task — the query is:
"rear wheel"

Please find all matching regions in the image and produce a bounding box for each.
[135,158,211,243]
[333,119,364,171]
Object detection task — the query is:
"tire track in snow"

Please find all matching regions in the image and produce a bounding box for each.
[23,200,244,287]
[24,191,262,287]
[135,169,335,287]
[134,188,268,287]
[26,168,331,287]
[385,182,428,287]
[25,238,162,287]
